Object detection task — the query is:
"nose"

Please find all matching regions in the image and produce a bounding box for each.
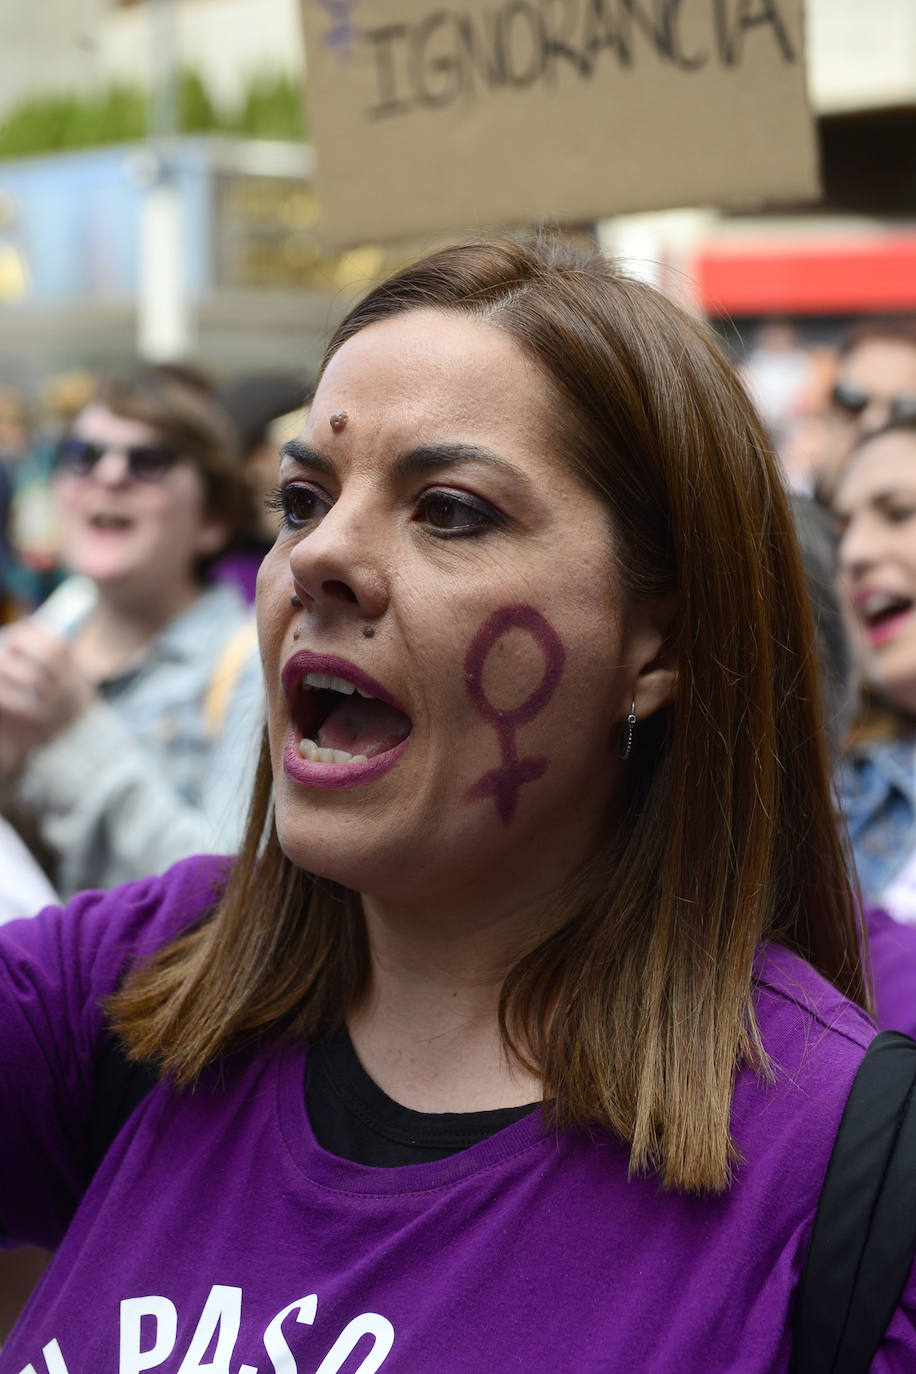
[838,513,877,579]
[858,398,893,436]
[288,498,390,624]
[90,447,134,486]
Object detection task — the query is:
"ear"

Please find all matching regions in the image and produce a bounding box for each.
[624,595,679,725]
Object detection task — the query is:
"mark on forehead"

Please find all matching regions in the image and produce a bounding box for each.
[329,410,349,433]
[463,605,566,825]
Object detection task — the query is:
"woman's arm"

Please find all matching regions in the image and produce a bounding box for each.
[13,651,262,897]
[0,858,229,1249]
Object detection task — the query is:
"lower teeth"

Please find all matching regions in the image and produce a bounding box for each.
[298,738,368,765]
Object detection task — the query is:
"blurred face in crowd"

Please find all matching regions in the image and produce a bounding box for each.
[822,339,916,495]
[835,427,916,715]
[56,402,229,611]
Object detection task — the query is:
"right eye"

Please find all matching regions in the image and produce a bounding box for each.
[266,483,332,530]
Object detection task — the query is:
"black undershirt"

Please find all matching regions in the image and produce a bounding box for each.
[305,1026,540,1167]
[81,1027,540,1186]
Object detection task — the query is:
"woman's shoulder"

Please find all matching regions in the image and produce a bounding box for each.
[734,944,875,1160]
[753,942,875,1053]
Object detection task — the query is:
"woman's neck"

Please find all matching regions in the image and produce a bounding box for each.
[74,579,201,682]
[347,890,549,1114]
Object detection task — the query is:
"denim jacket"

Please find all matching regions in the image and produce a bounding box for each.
[838,740,916,912]
[17,580,263,899]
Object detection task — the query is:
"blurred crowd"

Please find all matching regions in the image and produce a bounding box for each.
[743,314,916,932]
[4,312,916,937]
[0,363,310,914]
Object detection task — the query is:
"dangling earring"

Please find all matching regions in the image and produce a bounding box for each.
[619,701,636,759]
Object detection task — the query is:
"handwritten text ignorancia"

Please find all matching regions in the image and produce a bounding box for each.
[351,0,797,119]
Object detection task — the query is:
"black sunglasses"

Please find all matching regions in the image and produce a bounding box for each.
[57,436,183,483]
[831,380,916,423]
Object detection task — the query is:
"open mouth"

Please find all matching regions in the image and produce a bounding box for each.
[282,656,413,773]
[89,513,133,532]
[858,591,914,643]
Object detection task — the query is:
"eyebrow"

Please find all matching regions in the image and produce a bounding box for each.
[391,443,532,487]
[862,489,916,508]
[278,439,334,474]
[836,487,916,518]
[279,438,534,489]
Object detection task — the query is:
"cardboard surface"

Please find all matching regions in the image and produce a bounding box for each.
[301,0,820,246]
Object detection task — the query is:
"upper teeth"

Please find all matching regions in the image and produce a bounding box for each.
[861,593,907,618]
[301,672,373,698]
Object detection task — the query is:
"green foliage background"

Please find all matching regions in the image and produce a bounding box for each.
[0,70,306,159]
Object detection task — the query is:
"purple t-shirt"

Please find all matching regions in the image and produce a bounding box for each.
[867,904,916,1038]
[2,857,915,1372]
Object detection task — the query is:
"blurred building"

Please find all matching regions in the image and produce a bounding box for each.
[0,0,304,124]
[603,0,916,335]
[0,0,380,392]
[0,0,915,394]
[0,133,396,389]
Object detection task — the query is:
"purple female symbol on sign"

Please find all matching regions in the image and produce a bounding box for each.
[318,0,360,60]
[463,605,566,825]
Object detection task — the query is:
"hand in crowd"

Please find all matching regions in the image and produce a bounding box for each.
[0,620,95,776]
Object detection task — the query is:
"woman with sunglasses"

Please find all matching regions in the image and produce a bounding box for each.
[815,319,916,504]
[0,237,914,1370]
[0,366,262,900]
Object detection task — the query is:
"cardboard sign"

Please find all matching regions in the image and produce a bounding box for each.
[300,0,820,247]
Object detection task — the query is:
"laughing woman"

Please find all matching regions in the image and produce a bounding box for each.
[833,415,916,921]
[0,238,913,1370]
[0,367,262,898]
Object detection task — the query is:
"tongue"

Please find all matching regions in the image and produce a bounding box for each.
[317,696,411,759]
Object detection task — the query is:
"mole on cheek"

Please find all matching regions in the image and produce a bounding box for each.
[463,605,566,825]
[329,411,348,433]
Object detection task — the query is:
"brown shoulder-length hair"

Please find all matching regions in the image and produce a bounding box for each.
[110,234,866,1194]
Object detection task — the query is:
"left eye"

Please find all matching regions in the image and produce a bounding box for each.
[417,490,502,537]
[266,483,332,529]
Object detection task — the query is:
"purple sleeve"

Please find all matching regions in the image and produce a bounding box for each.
[0,855,229,1249]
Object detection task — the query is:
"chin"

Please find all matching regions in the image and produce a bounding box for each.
[274,812,382,893]
[875,675,916,721]
[65,543,132,581]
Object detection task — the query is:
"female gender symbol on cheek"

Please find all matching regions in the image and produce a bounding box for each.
[463,605,566,825]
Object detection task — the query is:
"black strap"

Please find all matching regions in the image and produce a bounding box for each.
[790,1029,916,1374]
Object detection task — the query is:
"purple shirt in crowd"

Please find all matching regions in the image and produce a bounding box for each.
[866,903,916,1038]
[1,856,915,1372]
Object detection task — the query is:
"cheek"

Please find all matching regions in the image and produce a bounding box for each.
[894,533,916,571]
[55,479,90,525]
[464,606,565,724]
[255,553,295,689]
[461,605,567,826]
[476,626,556,711]
[162,481,209,531]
